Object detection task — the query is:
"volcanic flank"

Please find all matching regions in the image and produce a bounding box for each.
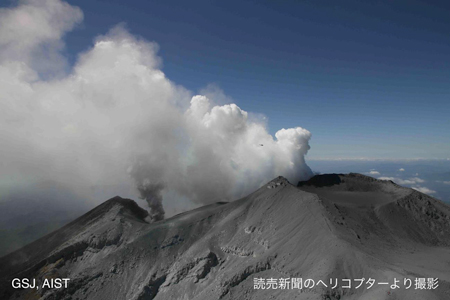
[1,174,449,300]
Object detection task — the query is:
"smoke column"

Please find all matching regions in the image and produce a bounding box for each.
[128,159,166,221]
[0,0,313,220]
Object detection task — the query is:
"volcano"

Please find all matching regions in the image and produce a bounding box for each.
[1,173,449,299]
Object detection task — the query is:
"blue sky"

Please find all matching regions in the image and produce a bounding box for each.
[1,0,449,223]
[16,0,450,159]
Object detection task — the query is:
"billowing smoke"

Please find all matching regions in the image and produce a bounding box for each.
[0,0,313,220]
[128,159,166,221]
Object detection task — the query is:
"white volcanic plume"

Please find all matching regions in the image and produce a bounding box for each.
[0,0,313,220]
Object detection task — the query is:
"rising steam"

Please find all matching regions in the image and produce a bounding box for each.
[0,0,313,220]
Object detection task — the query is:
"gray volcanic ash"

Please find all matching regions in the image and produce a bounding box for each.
[1,174,449,300]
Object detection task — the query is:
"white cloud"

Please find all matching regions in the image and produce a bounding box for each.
[399,168,405,172]
[443,181,450,185]
[379,177,436,196]
[378,177,425,186]
[412,186,436,195]
[368,170,380,175]
[0,0,313,220]
[409,177,424,183]
[0,0,83,76]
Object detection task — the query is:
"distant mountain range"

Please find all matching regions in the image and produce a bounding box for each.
[1,174,449,299]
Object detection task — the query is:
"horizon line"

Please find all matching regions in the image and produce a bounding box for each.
[307,157,450,162]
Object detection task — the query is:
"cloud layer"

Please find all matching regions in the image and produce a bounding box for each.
[0,0,313,219]
[378,176,436,195]
[378,177,425,186]
[412,186,436,195]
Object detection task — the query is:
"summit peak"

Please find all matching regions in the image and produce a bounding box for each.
[265,176,291,189]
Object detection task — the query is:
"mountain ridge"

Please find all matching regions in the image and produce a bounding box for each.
[1,173,449,299]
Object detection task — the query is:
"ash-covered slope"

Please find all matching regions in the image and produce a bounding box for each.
[1,174,450,300]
